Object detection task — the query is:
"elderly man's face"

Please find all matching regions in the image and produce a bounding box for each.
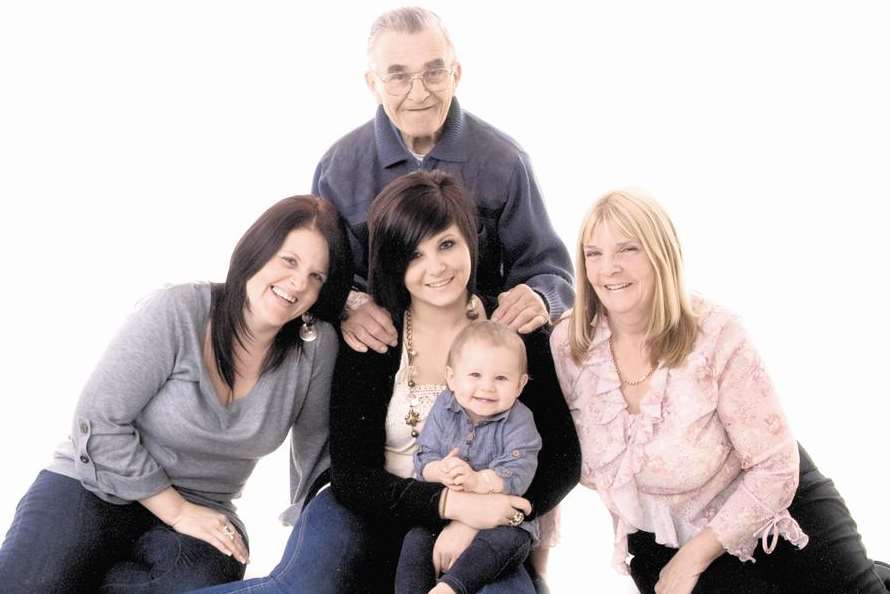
[366,27,461,155]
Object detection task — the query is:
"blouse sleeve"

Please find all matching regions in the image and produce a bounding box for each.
[706,315,807,561]
[519,327,581,519]
[549,318,579,406]
[329,339,445,529]
[286,322,338,520]
[70,288,182,502]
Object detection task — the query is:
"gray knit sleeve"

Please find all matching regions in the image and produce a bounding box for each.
[280,321,338,525]
[69,287,187,502]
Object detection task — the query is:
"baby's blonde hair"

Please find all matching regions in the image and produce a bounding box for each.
[447,320,527,374]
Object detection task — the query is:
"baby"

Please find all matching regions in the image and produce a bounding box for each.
[395,320,542,594]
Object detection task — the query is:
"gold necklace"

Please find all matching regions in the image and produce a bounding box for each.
[404,309,421,437]
[403,297,478,436]
[608,335,655,386]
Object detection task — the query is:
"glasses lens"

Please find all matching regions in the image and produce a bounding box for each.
[384,73,410,95]
[381,69,451,95]
[423,68,449,89]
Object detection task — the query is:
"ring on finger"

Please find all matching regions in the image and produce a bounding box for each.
[508,511,525,527]
[222,524,236,540]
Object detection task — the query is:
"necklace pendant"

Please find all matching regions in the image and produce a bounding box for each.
[405,408,420,428]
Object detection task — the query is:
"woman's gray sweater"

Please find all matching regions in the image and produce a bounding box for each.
[48,283,337,534]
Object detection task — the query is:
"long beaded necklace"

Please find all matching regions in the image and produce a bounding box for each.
[403,297,479,437]
[608,335,655,386]
[404,309,421,437]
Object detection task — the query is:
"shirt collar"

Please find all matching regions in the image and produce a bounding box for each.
[442,388,512,425]
[374,97,468,168]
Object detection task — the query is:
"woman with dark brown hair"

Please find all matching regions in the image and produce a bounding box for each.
[0,196,352,593]
[194,170,580,594]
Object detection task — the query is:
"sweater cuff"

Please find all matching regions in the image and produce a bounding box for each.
[525,277,570,320]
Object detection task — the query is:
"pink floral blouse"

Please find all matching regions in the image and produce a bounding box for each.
[550,299,808,574]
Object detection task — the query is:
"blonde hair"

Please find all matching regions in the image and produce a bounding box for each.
[447,320,527,374]
[567,189,698,367]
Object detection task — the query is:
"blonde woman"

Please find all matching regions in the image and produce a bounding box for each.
[550,189,889,593]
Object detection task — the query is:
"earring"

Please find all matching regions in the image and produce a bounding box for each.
[466,295,479,320]
[299,313,318,342]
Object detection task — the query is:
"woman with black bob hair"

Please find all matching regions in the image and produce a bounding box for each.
[0,196,351,593]
[193,170,580,594]
[366,169,480,319]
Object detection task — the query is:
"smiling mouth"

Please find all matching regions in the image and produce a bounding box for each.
[271,286,297,304]
[604,283,631,291]
[426,277,453,289]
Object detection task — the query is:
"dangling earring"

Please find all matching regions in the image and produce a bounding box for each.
[299,313,318,342]
[466,295,479,320]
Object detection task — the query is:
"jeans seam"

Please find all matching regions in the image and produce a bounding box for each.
[270,506,309,582]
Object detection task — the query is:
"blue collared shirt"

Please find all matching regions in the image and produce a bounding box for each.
[312,98,575,318]
[414,389,541,497]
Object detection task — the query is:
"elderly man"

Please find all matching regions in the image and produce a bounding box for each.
[313,7,573,354]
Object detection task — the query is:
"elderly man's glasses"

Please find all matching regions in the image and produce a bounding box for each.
[375,67,455,96]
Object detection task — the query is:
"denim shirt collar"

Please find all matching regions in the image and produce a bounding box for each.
[442,388,512,426]
[374,97,468,168]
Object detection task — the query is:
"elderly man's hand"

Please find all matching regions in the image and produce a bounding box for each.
[341,294,398,353]
[491,284,549,334]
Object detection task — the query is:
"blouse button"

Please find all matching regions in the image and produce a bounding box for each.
[79,422,88,434]
[511,450,521,458]
[79,454,90,464]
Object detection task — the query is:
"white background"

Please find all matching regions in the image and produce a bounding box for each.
[1,2,887,592]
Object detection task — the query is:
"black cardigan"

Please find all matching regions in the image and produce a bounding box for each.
[329,323,581,531]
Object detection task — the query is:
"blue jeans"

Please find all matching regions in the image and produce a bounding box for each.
[0,470,244,594]
[628,445,889,594]
[396,525,533,594]
[191,489,534,594]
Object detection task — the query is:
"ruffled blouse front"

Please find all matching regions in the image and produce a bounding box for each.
[550,300,808,574]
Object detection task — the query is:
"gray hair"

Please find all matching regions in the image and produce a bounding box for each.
[367,7,455,60]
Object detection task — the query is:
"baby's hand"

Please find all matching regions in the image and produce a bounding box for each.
[429,583,456,594]
[457,469,504,495]
[453,469,480,492]
[439,448,474,491]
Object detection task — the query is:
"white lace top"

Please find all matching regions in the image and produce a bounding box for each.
[384,342,446,479]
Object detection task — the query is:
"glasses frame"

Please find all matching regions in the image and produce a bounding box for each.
[374,66,456,96]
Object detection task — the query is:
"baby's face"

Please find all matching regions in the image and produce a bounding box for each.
[446,339,528,423]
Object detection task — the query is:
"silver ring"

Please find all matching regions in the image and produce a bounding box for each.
[222,524,236,540]
[508,511,525,527]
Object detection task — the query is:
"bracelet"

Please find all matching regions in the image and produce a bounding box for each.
[438,487,450,518]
